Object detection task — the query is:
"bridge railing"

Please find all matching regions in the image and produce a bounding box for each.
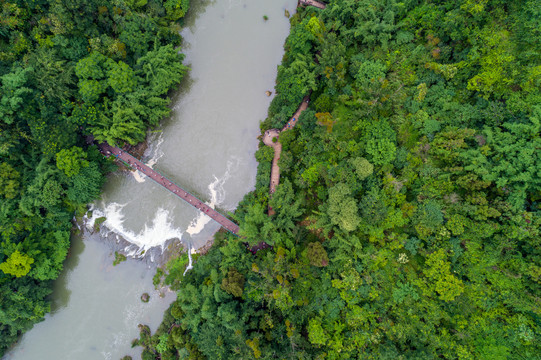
[117,152,239,233]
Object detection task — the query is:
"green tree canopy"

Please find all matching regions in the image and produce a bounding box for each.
[0,250,34,278]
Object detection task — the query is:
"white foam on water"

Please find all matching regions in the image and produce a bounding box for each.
[185,157,239,236]
[85,205,100,230]
[131,170,146,183]
[127,132,164,183]
[145,132,165,169]
[88,156,239,259]
[183,245,194,276]
[91,202,184,251]
[123,245,141,257]
[185,209,212,236]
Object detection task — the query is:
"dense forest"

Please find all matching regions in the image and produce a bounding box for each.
[0,0,188,355]
[138,0,541,359]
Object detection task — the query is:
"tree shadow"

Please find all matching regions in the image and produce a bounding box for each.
[48,231,86,313]
[159,70,195,129]
[183,0,216,31]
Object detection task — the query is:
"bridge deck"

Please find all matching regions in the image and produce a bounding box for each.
[98,143,239,235]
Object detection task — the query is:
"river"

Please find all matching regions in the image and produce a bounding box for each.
[4,0,295,359]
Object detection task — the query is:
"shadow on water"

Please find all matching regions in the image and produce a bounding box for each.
[48,231,86,313]
[183,0,216,30]
[148,52,194,132]
[169,70,195,111]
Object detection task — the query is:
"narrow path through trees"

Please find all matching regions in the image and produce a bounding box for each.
[263,95,310,215]
[298,0,326,9]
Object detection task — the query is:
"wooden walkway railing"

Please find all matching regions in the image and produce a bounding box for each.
[98,143,239,235]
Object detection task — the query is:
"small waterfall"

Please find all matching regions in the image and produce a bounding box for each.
[183,246,194,276]
[185,157,239,236]
[145,132,165,169]
[87,203,184,252]
[128,132,165,183]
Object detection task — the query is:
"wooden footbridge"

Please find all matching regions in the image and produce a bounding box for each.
[97,143,240,235]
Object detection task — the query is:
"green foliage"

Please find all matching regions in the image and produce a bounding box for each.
[0,162,20,199]
[268,179,303,233]
[307,318,328,346]
[134,1,541,359]
[94,217,107,232]
[156,333,169,353]
[165,253,189,289]
[220,268,245,298]
[461,108,541,210]
[362,119,397,166]
[163,0,190,21]
[107,60,136,94]
[56,146,89,177]
[424,249,464,302]
[414,200,444,237]
[67,162,105,204]
[326,183,360,232]
[153,267,165,288]
[75,52,108,81]
[349,157,373,180]
[0,66,33,126]
[136,44,188,96]
[239,202,278,245]
[0,250,34,277]
[119,15,159,58]
[306,242,328,267]
[78,79,105,103]
[392,281,419,304]
[466,29,516,99]
[305,16,324,39]
[113,251,127,266]
[355,59,387,88]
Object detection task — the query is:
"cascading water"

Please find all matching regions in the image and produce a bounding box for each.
[87,204,184,253]
[185,157,240,236]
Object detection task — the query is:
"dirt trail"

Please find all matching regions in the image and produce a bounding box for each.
[299,0,326,9]
[263,95,310,215]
